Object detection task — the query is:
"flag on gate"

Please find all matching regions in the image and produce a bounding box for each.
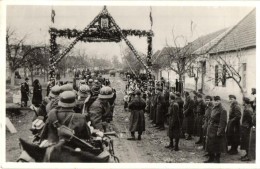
[51,8,56,23]
[150,6,153,28]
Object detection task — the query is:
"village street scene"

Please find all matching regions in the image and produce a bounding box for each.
[5,5,256,163]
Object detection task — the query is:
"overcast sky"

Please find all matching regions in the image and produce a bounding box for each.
[7,6,254,61]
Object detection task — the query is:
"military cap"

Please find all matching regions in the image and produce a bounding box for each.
[184,91,190,96]
[88,79,94,83]
[135,89,142,95]
[205,95,212,101]
[213,96,221,101]
[79,79,86,85]
[228,95,236,100]
[60,84,73,93]
[197,93,203,98]
[49,85,61,98]
[98,86,114,99]
[243,97,250,104]
[170,92,176,100]
[175,92,181,97]
[78,85,91,98]
[25,77,29,81]
[58,91,76,108]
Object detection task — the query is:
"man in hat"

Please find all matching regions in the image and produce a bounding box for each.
[202,95,214,151]
[41,91,91,146]
[182,91,195,140]
[127,89,146,140]
[194,93,206,144]
[165,93,181,151]
[21,77,30,107]
[240,97,253,161]
[88,86,114,132]
[205,96,227,163]
[155,85,166,130]
[226,95,241,155]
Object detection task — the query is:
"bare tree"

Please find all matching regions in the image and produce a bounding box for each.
[6,27,42,86]
[161,35,199,93]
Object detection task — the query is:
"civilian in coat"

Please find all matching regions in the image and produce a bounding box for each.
[165,94,181,151]
[202,95,214,151]
[155,86,166,130]
[182,92,195,140]
[21,77,30,107]
[240,97,253,161]
[32,79,42,107]
[205,96,227,163]
[127,89,146,140]
[194,93,206,144]
[226,95,241,155]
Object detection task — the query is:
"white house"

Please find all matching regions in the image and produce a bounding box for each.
[155,9,255,102]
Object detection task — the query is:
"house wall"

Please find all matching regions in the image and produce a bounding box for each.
[203,48,256,102]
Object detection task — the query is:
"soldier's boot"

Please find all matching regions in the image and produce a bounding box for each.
[204,153,215,163]
[173,138,179,151]
[137,132,142,140]
[127,132,135,140]
[165,139,174,149]
[214,153,220,163]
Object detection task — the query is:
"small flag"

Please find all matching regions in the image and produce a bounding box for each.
[51,9,55,23]
[150,6,153,27]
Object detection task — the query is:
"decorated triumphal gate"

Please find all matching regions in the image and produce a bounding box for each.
[49,6,154,78]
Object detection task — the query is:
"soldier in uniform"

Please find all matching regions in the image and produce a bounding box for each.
[155,85,166,130]
[88,86,114,132]
[202,95,214,151]
[165,93,181,151]
[226,95,241,155]
[194,93,206,144]
[205,96,227,163]
[175,92,184,137]
[127,89,146,140]
[21,77,30,107]
[182,92,195,140]
[240,97,253,161]
[41,91,91,146]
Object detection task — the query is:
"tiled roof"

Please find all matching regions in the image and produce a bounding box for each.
[189,28,228,54]
[209,9,256,54]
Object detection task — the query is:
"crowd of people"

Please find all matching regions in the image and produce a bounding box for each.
[124,75,256,163]
[19,70,256,163]
[19,72,117,162]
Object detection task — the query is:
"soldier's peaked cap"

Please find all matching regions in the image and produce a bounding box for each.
[205,95,212,101]
[228,95,236,100]
[213,96,221,101]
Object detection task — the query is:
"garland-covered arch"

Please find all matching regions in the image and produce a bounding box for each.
[49,6,154,78]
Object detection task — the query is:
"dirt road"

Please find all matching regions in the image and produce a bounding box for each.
[6,74,254,163]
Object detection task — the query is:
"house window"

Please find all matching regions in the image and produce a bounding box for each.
[215,65,218,86]
[242,63,247,89]
[222,65,226,87]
